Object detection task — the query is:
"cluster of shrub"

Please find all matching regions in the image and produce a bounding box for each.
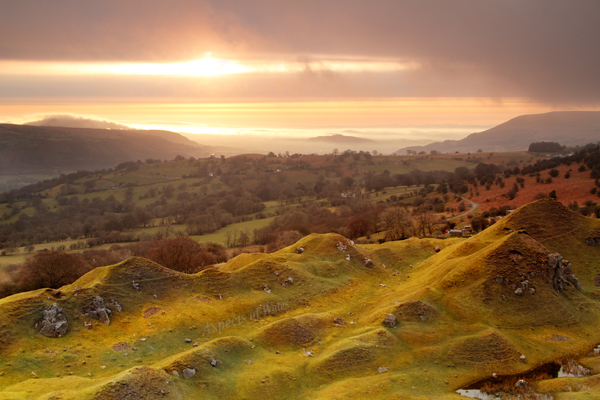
[0,236,226,299]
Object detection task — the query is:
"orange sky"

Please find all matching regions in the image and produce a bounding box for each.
[0,98,562,129]
[1,1,599,138]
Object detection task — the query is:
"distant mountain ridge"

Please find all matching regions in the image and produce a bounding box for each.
[0,124,212,175]
[307,134,376,144]
[395,111,600,154]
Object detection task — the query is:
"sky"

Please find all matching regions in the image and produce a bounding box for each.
[1,0,599,142]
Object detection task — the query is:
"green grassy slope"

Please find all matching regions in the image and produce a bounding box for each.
[0,199,599,399]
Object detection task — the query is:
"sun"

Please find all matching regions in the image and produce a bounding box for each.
[102,53,251,76]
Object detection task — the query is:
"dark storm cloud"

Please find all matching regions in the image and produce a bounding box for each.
[1,0,599,103]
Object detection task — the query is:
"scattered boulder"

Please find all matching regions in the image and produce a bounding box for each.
[336,242,347,252]
[296,247,305,254]
[529,288,536,295]
[182,368,196,379]
[585,237,597,246]
[210,359,217,367]
[364,258,374,268]
[495,276,503,284]
[383,314,397,328]
[378,366,389,374]
[39,303,68,338]
[515,379,528,388]
[85,296,112,325]
[594,274,600,287]
[282,277,294,287]
[333,318,345,326]
[263,284,272,294]
[514,288,523,296]
[520,354,527,363]
[434,246,441,253]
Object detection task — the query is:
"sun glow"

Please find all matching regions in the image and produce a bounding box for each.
[0,55,419,77]
[103,54,252,76]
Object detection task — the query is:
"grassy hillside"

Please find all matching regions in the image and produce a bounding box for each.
[0,199,600,399]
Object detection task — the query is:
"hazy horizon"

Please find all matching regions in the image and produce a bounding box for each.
[1,1,599,145]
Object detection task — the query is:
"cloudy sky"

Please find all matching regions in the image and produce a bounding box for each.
[1,0,599,139]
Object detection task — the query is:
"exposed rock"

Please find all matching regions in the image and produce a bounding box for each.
[520,354,527,363]
[296,247,305,254]
[529,288,536,295]
[302,349,313,357]
[39,303,68,338]
[383,314,397,328]
[562,260,582,291]
[85,296,112,325]
[364,258,374,268]
[514,288,523,296]
[378,366,389,374]
[108,299,123,312]
[282,277,294,287]
[548,253,566,292]
[182,368,196,379]
[434,246,441,253]
[515,379,528,388]
[333,318,345,325]
[336,242,347,252]
[594,274,600,287]
[263,284,272,294]
[585,237,597,246]
[172,370,179,377]
[210,359,217,367]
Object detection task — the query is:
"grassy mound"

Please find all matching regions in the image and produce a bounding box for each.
[255,313,332,348]
[90,366,181,400]
[447,329,520,367]
[308,328,397,380]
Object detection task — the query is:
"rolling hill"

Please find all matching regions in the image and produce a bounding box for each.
[1,199,600,399]
[395,111,600,154]
[0,124,218,191]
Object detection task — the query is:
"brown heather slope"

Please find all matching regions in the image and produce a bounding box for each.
[469,162,599,212]
[0,200,599,399]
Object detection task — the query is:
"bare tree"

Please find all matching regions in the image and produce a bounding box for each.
[20,251,90,289]
[379,207,414,241]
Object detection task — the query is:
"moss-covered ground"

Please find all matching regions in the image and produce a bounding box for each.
[0,199,599,399]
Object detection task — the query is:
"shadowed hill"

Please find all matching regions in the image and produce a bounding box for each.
[0,123,213,175]
[1,202,600,399]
